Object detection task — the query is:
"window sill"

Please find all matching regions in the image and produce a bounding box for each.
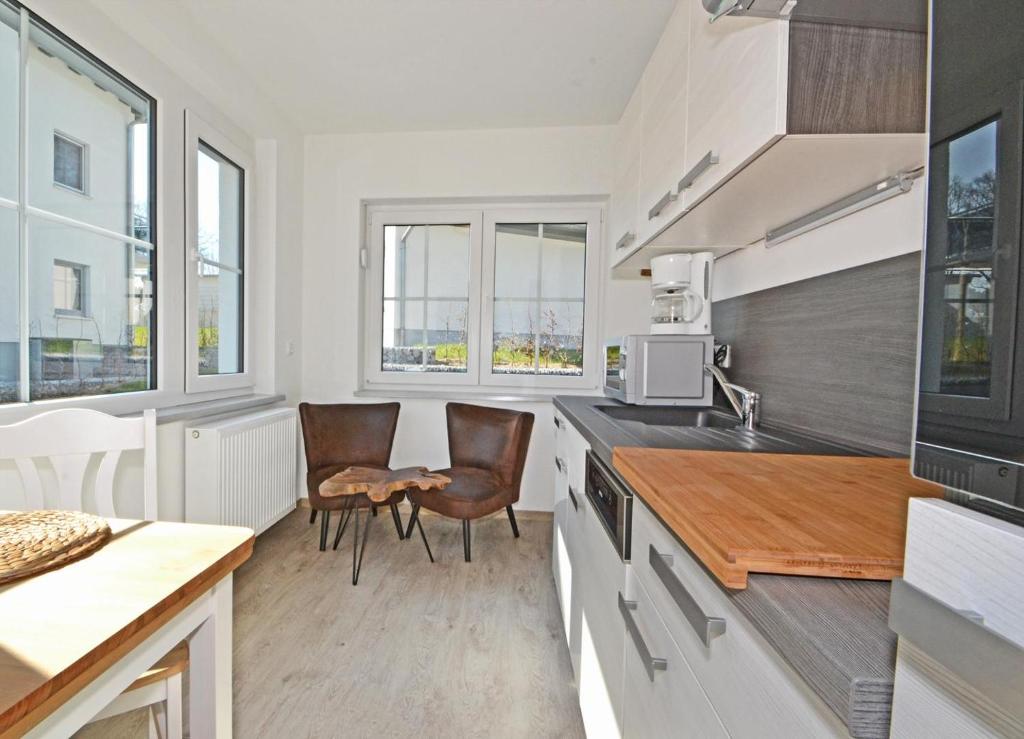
[355,386,601,404]
[0,389,284,425]
[152,393,285,424]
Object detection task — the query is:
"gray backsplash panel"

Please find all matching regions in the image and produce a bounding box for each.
[713,253,921,455]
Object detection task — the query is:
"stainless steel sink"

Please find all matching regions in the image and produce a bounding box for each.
[596,405,740,429]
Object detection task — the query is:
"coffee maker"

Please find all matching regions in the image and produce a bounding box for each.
[649,252,713,335]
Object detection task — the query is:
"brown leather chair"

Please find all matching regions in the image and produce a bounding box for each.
[298,402,408,582]
[406,402,534,562]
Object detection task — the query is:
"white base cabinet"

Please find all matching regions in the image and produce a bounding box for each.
[552,413,849,739]
[621,575,728,739]
[889,499,1024,738]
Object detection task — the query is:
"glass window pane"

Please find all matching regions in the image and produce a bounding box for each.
[539,301,584,376]
[495,223,539,298]
[491,222,587,377]
[492,300,537,375]
[27,217,153,400]
[0,207,17,403]
[197,262,243,376]
[540,224,586,299]
[922,120,998,398]
[426,300,468,372]
[197,142,243,269]
[0,2,18,202]
[382,298,425,372]
[426,225,470,297]
[381,222,470,373]
[26,19,153,239]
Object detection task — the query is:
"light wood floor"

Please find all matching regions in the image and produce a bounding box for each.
[76,507,585,738]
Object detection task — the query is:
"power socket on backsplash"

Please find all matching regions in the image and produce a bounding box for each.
[714,343,732,368]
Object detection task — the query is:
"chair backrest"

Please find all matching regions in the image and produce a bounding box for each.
[446,402,534,489]
[298,402,401,472]
[0,408,158,519]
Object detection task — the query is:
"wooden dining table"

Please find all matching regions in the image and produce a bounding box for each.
[0,517,254,738]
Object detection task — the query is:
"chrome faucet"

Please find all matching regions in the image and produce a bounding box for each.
[704,364,761,430]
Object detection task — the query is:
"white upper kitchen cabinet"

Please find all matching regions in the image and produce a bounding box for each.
[635,1,692,249]
[681,4,787,207]
[610,0,928,276]
[608,84,644,267]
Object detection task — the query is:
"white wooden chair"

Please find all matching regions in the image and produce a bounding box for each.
[0,408,186,739]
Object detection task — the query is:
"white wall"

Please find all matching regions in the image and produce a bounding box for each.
[300,126,649,512]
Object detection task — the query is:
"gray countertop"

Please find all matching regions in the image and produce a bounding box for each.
[553,395,896,739]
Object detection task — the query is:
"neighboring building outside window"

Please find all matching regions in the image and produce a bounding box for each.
[363,203,602,392]
[52,131,86,193]
[0,0,156,403]
[52,260,86,316]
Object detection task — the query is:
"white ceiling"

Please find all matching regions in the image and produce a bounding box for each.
[166,0,676,135]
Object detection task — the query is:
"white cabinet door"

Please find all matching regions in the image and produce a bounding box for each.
[552,411,572,664]
[890,499,1024,738]
[621,575,728,739]
[609,85,643,267]
[683,0,788,207]
[631,499,846,738]
[579,496,628,738]
[635,0,691,247]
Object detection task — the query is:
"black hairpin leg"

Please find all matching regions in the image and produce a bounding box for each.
[506,506,520,538]
[404,503,421,540]
[318,510,331,551]
[352,507,372,585]
[371,505,378,517]
[332,508,354,550]
[309,508,318,524]
[389,503,405,540]
[462,519,471,562]
[415,517,434,563]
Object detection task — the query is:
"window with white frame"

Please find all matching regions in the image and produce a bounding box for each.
[363,203,602,392]
[185,110,251,393]
[52,260,87,316]
[0,0,156,404]
[52,131,87,193]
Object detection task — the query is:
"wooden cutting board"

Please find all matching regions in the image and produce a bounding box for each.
[613,448,943,590]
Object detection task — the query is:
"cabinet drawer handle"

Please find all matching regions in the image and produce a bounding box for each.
[647,190,677,220]
[618,592,668,681]
[555,457,565,473]
[554,416,562,429]
[678,150,719,192]
[568,486,579,512]
[889,578,1024,716]
[615,231,636,251]
[649,545,726,647]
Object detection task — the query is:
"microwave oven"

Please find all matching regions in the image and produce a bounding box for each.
[604,335,713,406]
[912,0,1024,511]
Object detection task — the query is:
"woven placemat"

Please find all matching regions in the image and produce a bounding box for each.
[0,510,112,586]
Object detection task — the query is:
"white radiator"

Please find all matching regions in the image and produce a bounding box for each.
[185,407,297,534]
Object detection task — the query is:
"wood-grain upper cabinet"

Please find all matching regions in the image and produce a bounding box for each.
[682,3,787,206]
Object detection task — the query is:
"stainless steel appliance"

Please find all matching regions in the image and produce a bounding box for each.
[912,0,1024,512]
[604,335,714,406]
[585,451,632,561]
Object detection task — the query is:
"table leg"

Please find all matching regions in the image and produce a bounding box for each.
[188,573,234,738]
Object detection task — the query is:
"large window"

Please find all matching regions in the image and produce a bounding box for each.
[185,110,251,393]
[0,0,156,404]
[364,204,601,392]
